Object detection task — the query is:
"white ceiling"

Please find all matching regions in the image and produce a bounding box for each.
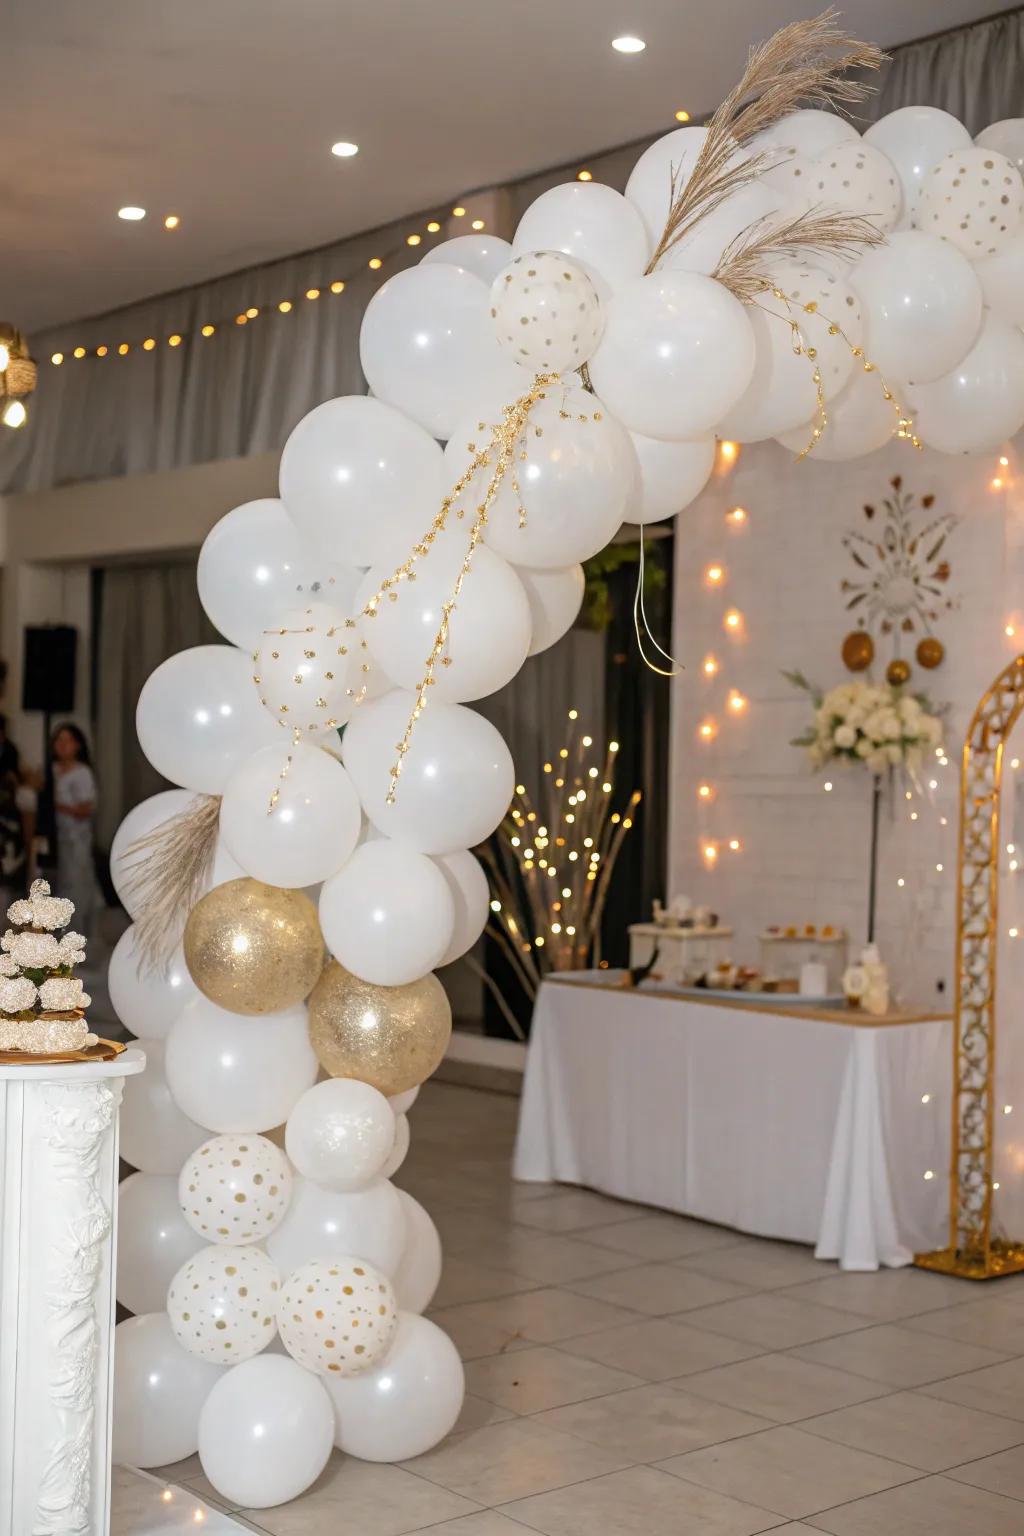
[4,0,999,333]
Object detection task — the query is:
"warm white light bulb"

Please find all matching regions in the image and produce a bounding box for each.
[331,141,359,158]
[118,206,146,221]
[1,399,26,428]
[612,35,646,52]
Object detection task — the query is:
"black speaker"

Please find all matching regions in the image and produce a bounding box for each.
[22,625,77,714]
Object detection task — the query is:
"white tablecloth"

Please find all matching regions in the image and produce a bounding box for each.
[514,974,951,1270]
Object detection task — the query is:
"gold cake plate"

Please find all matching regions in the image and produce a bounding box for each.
[0,1037,127,1067]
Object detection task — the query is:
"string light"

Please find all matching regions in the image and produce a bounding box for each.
[330,281,345,293]
[164,214,180,230]
[577,169,593,181]
[718,440,739,466]
[727,506,747,524]
[142,338,156,351]
[921,1093,931,1104]
[923,1169,935,1180]
[728,838,741,851]
[406,234,421,246]
[1010,927,1020,938]
[368,257,383,270]
[1000,454,1010,467]
[426,221,441,233]
[471,218,486,230]
[727,689,747,714]
[897,877,905,887]
[201,325,215,337]
[452,206,466,217]
[993,477,1005,491]
[704,563,725,587]
[698,718,717,742]
[96,345,108,357]
[823,781,833,791]
[73,346,86,359]
[51,352,63,365]
[703,654,719,677]
[697,782,714,800]
[279,300,293,313]
[675,109,691,122]
[724,609,742,633]
[702,842,718,866]
[306,288,320,300]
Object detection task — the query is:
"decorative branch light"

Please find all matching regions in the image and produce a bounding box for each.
[0,324,36,429]
[478,711,640,1004]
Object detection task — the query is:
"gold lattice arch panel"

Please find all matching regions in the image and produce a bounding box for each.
[917,654,1024,1279]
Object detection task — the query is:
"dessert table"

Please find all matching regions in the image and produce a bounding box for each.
[514,973,951,1270]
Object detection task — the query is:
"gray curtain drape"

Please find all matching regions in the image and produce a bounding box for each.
[93,561,217,847]
[4,8,1022,498]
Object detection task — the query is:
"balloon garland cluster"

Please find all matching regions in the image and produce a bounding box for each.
[107,9,1024,1512]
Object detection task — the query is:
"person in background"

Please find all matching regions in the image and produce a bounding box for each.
[50,722,101,940]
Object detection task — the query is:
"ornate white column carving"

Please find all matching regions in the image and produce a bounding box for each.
[0,1050,145,1536]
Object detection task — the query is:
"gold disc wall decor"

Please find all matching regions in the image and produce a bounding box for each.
[916,636,945,670]
[885,658,911,686]
[841,631,874,672]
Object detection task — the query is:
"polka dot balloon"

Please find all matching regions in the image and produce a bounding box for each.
[277,1257,398,1377]
[490,252,603,375]
[178,1133,293,1245]
[805,142,902,232]
[253,601,357,735]
[915,147,1024,259]
[168,1244,281,1364]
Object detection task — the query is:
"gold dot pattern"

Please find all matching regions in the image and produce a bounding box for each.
[490,251,603,376]
[253,600,356,735]
[178,1132,293,1245]
[916,146,1024,259]
[276,1257,398,1378]
[168,1244,281,1364]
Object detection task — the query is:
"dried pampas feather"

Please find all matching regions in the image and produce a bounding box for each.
[119,794,222,973]
[647,9,885,274]
[713,207,886,303]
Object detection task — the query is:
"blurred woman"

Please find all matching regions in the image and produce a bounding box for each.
[50,722,101,939]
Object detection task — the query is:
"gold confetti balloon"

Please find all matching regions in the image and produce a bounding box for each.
[308,961,451,1096]
[277,1257,397,1376]
[183,878,324,1016]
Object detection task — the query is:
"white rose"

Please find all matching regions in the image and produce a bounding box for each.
[834,724,856,749]
[855,738,872,758]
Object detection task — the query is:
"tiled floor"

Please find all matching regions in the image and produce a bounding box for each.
[133,1080,1024,1536]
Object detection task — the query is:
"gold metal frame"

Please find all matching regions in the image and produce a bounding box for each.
[916,655,1024,1279]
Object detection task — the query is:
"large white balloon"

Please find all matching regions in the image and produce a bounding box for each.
[912,312,1024,454]
[198,1354,334,1510]
[625,125,708,246]
[421,233,514,282]
[445,382,637,569]
[777,365,899,461]
[512,181,650,289]
[864,106,972,226]
[915,146,1024,259]
[360,264,528,439]
[285,1079,397,1192]
[165,997,318,1134]
[519,564,585,655]
[117,1172,204,1315]
[197,499,361,651]
[850,231,982,384]
[325,1313,464,1461]
[277,1257,399,1376]
[975,234,1024,327]
[661,181,786,276]
[108,926,198,1040]
[977,118,1024,178]
[342,690,514,854]
[113,1314,222,1469]
[179,1132,294,1245]
[253,601,357,732]
[629,432,715,523]
[588,272,756,440]
[110,790,195,916]
[168,1244,281,1364]
[433,849,490,966]
[319,841,455,986]
[359,544,531,702]
[265,1175,406,1278]
[136,646,279,795]
[801,141,902,231]
[382,1113,410,1179]
[279,395,444,567]
[490,251,604,374]
[120,1036,207,1175]
[753,107,859,160]
[393,1190,443,1313]
[219,741,362,888]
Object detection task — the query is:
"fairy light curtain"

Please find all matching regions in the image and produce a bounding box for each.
[3,7,1023,498]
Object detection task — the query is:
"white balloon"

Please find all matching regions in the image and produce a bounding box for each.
[662,181,786,275]
[801,141,902,231]
[864,106,972,226]
[445,382,636,568]
[253,601,357,732]
[179,1132,294,1245]
[421,233,514,282]
[280,395,444,566]
[342,690,514,854]
[285,1079,396,1192]
[136,645,279,795]
[629,432,715,522]
[319,841,454,986]
[912,311,1024,454]
[850,231,982,384]
[266,1175,406,1278]
[117,1172,204,1315]
[490,251,604,374]
[113,1314,222,1469]
[518,564,585,655]
[110,790,194,915]
[168,1244,281,1365]
[198,1354,334,1510]
[120,1036,207,1175]
[915,146,1024,259]
[512,181,650,289]
[277,1257,399,1376]
[382,1113,410,1179]
[719,262,861,442]
[165,997,318,1134]
[625,126,708,245]
[777,365,899,461]
[325,1313,463,1461]
[977,118,1024,178]
[432,849,490,965]
[389,1087,420,1115]
[360,264,529,439]
[219,741,362,888]
[359,543,531,702]
[108,926,198,1040]
[588,272,756,440]
[753,108,859,159]
[198,498,361,651]
[392,1190,442,1314]
[975,234,1024,327]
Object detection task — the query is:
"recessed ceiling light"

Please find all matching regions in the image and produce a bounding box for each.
[164,214,180,230]
[675,109,691,122]
[331,141,359,158]
[612,35,646,53]
[118,206,146,221]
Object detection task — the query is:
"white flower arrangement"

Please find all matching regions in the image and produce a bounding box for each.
[2,930,62,969]
[787,673,944,777]
[7,878,75,934]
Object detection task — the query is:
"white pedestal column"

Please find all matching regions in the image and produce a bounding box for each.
[0,1048,145,1536]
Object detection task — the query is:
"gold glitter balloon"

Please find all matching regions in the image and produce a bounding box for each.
[308,961,451,1095]
[183,878,324,1016]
